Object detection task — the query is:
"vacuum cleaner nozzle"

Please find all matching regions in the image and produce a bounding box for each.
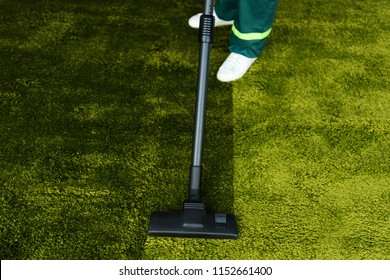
[148,200,238,239]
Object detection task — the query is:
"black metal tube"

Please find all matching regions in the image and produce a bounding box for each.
[192,44,210,167]
[188,0,214,200]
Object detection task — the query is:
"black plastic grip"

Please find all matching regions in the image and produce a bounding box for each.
[199,15,214,43]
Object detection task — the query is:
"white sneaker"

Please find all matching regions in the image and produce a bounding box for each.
[188,9,234,29]
[217,53,257,82]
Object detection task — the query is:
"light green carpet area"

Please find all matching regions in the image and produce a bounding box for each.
[1,0,389,259]
[143,0,390,259]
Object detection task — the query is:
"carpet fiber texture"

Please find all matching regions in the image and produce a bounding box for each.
[1,0,389,259]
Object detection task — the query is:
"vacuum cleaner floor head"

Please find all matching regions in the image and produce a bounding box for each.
[148,201,238,239]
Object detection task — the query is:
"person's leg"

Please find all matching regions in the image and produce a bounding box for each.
[229,0,279,58]
[216,0,278,82]
[215,0,238,21]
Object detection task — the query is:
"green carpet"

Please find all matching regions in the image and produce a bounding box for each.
[1,0,389,260]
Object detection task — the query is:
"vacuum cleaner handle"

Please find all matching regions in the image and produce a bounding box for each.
[188,0,215,200]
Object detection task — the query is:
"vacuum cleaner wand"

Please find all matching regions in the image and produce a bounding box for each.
[147,0,238,239]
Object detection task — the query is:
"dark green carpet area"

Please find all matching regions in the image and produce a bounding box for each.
[1,0,389,259]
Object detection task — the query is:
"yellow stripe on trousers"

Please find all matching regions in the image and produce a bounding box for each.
[232,24,272,40]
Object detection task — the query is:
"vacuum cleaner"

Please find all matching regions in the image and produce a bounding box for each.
[147,0,238,239]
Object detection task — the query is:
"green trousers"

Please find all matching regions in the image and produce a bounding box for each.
[215,0,278,58]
